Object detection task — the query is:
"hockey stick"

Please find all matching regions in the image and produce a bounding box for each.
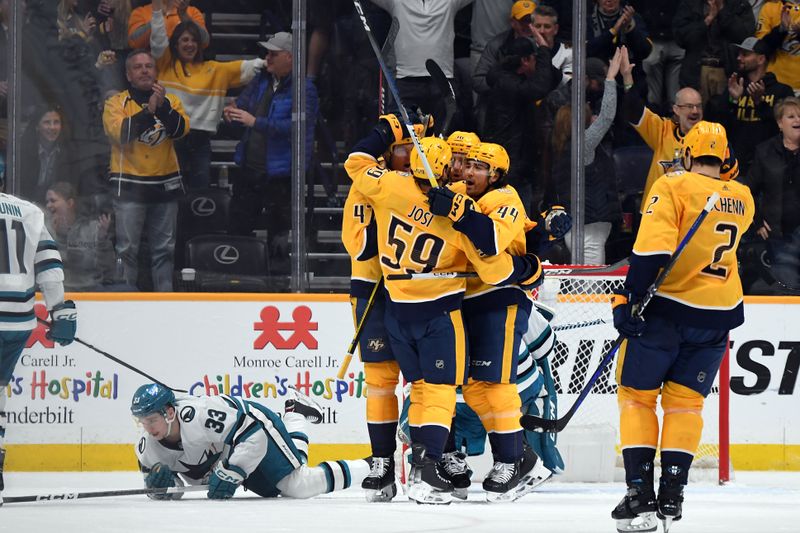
[338,278,384,379]
[37,318,187,393]
[386,258,631,281]
[521,193,721,433]
[378,17,399,115]
[352,0,438,187]
[425,59,457,136]
[2,484,209,504]
[553,318,607,332]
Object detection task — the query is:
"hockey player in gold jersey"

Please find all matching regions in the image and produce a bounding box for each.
[345,120,541,504]
[446,131,481,182]
[428,142,548,501]
[340,112,429,502]
[610,121,754,533]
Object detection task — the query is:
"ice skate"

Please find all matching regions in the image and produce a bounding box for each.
[439,451,472,500]
[483,459,524,503]
[407,444,453,505]
[285,386,323,424]
[362,456,397,502]
[657,466,685,533]
[511,447,553,501]
[611,483,658,533]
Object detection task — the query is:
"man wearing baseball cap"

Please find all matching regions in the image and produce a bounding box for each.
[716,37,793,175]
[224,30,318,273]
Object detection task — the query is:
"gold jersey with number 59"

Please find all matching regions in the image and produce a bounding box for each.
[633,170,754,329]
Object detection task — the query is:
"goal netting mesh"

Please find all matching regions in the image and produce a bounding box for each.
[532,265,729,483]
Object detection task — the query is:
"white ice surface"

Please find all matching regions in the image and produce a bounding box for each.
[2,471,799,533]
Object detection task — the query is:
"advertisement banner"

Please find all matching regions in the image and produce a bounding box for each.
[4,295,799,470]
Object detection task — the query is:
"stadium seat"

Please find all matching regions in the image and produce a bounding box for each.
[182,234,270,292]
[175,188,232,269]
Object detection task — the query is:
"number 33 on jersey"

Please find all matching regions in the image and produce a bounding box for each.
[633,171,754,329]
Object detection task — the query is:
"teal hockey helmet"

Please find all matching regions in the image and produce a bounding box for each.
[131,383,175,418]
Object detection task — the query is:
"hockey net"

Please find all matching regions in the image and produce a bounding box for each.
[532,264,730,484]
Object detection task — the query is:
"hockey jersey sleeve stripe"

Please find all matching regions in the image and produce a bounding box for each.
[232,420,262,448]
[34,258,64,275]
[0,310,36,322]
[36,241,58,252]
[0,288,36,302]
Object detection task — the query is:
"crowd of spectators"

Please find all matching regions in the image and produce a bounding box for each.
[0,0,798,294]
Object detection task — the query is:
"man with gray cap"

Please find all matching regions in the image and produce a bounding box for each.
[711,36,793,176]
[224,32,318,273]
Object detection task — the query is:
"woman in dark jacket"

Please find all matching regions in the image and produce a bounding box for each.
[746,96,800,289]
[20,105,74,204]
[546,48,623,265]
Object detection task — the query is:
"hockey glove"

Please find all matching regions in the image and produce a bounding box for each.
[427,187,473,222]
[514,253,545,290]
[543,206,572,240]
[208,461,245,500]
[48,300,77,346]
[611,290,646,337]
[144,463,184,500]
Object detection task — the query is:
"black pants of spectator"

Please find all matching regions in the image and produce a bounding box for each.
[229,174,291,272]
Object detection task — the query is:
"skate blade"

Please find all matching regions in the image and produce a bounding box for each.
[614,512,658,533]
[452,487,469,501]
[485,490,516,503]
[407,484,453,505]
[512,465,554,501]
[364,483,397,503]
[662,516,675,533]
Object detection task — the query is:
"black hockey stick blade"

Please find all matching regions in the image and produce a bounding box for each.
[521,336,623,433]
[2,484,209,504]
[425,59,457,136]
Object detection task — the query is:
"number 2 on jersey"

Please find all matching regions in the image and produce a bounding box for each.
[701,222,738,279]
[380,215,444,273]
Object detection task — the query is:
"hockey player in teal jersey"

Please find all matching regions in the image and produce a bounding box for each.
[132,383,370,500]
[0,189,76,505]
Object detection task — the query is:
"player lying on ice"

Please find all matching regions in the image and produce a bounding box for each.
[131,383,370,500]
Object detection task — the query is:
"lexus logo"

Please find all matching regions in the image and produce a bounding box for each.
[191,197,216,216]
[214,245,240,264]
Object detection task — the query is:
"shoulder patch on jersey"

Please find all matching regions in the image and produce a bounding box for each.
[180,406,196,423]
[365,166,386,179]
[138,436,146,454]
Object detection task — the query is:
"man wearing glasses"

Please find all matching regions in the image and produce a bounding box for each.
[623,56,705,214]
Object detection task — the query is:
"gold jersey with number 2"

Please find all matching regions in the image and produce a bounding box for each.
[634,170,754,329]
